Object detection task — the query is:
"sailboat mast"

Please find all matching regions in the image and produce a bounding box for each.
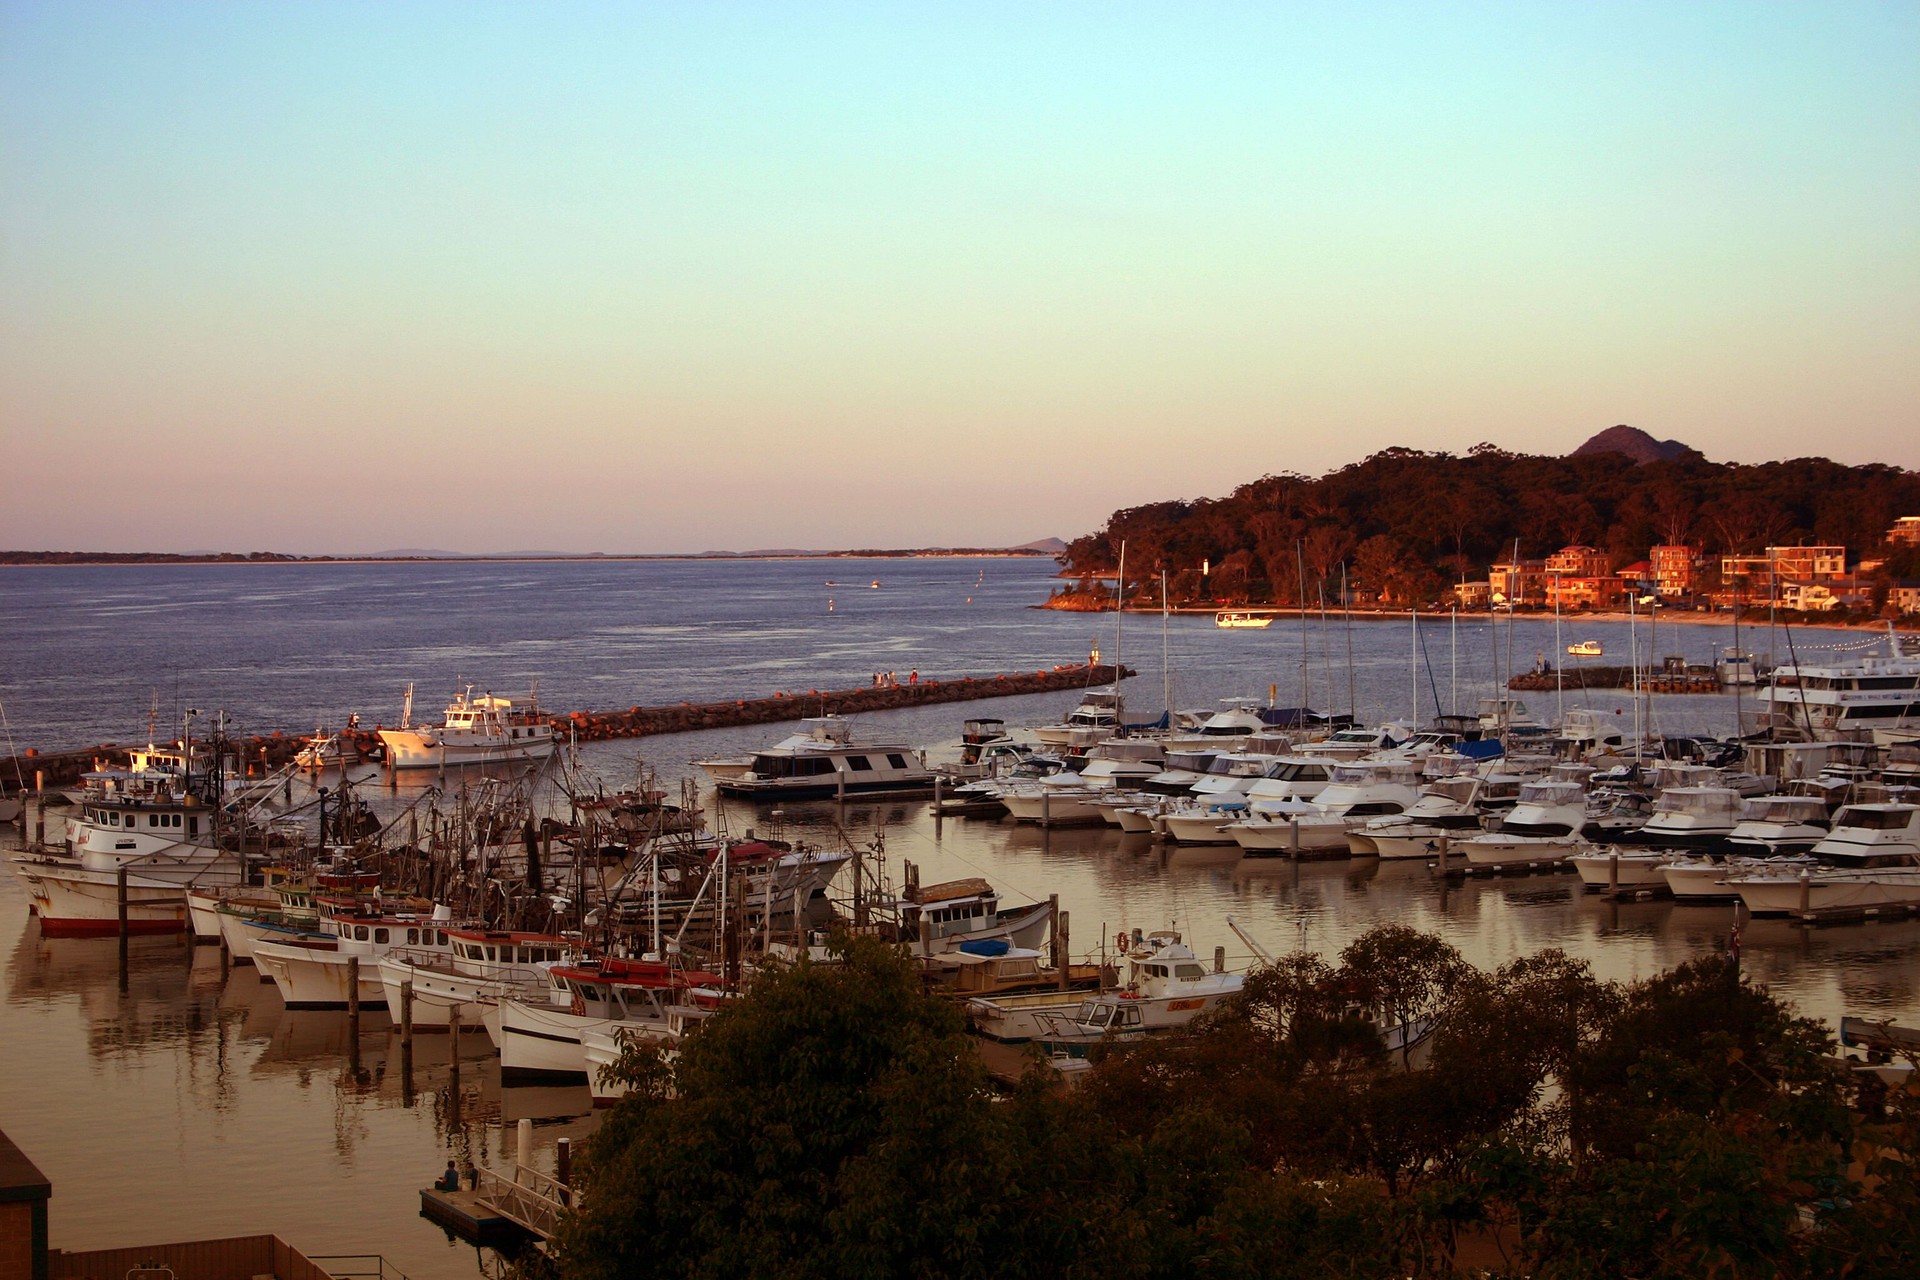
[1295,542,1310,717]
[1161,570,1173,721]
[1410,607,1419,729]
[1342,564,1356,719]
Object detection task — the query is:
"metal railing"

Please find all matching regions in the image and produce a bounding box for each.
[476,1164,572,1240]
[310,1256,414,1280]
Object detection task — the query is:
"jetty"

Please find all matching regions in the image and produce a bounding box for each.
[0,662,1134,794]
[1508,664,1719,694]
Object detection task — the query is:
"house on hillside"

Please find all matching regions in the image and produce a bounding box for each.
[1888,517,1920,547]
[1650,544,1695,598]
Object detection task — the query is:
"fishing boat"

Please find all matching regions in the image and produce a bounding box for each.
[1214,610,1273,629]
[377,928,580,1030]
[899,876,1054,967]
[1028,930,1242,1054]
[1566,640,1604,657]
[496,956,724,1083]
[376,683,556,769]
[252,901,463,1009]
[9,772,245,935]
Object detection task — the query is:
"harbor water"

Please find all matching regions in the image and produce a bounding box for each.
[3,558,1917,1277]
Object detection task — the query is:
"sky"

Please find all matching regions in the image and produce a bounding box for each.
[2,2,1917,555]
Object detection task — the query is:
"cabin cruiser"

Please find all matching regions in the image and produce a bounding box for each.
[1360,773,1521,859]
[696,716,934,799]
[1032,688,1123,752]
[1661,853,1818,903]
[1225,761,1421,856]
[999,754,1161,824]
[1749,626,1920,744]
[1726,794,1832,855]
[1727,804,1920,915]
[377,683,556,768]
[1456,780,1590,866]
[1296,725,1406,762]
[1617,786,1747,849]
[1139,749,1225,796]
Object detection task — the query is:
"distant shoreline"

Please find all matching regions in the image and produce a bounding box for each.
[0,549,1057,567]
[1077,602,1916,636]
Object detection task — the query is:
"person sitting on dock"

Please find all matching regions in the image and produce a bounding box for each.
[438,1159,460,1192]
[463,1158,479,1190]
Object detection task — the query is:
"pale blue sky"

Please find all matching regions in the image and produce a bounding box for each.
[3,2,1916,553]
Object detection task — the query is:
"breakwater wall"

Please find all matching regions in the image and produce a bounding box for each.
[0,662,1135,793]
[1508,665,1720,694]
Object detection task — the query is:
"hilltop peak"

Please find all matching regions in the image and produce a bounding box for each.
[1571,425,1695,465]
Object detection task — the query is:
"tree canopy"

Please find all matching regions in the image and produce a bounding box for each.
[1058,446,1920,606]
[541,930,1920,1280]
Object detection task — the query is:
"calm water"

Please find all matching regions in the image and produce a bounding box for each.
[3,559,1915,1276]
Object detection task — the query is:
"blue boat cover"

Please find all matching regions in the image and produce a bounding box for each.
[1457,739,1505,760]
[957,938,1011,957]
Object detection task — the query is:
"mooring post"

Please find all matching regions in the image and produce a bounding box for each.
[933,774,943,827]
[1608,848,1619,893]
[1798,869,1812,921]
[347,955,361,1025]
[1056,905,1069,991]
[1041,789,1051,828]
[400,979,414,1047]
[517,1117,533,1178]
[117,863,130,984]
[1215,945,1225,974]
[448,1002,462,1102]
[1289,817,1299,859]
[556,1137,572,1205]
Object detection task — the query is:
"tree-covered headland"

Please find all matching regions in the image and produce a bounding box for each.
[1057,444,1920,609]
[539,932,1920,1280]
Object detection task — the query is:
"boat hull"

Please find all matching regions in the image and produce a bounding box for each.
[254,942,389,1009]
[9,858,193,935]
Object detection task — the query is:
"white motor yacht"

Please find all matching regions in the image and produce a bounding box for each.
[696,716,934,799]
[1727,804,1920,915]
[1226,761,1422,856]
[1032,688,1123,752]
[1456,780,1590,866]
[1361,774,1506,859]
[1619,786,1748,849]
[1725,794,1831,855]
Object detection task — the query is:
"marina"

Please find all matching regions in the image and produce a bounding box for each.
[5,557,1920,1279]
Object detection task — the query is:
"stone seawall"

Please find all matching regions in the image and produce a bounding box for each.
[0,663,1135,793]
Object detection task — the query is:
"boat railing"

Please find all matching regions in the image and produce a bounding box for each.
[309,1257,414,1280]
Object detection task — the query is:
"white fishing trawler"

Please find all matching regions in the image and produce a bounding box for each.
[10,772,244,935]
[376,683,557,768]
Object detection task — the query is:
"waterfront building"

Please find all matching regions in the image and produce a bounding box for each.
[1489,557,1547,606]
[1888,516,1920,546]
[1649,544,1695,597]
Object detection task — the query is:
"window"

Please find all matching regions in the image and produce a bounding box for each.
[887,754,909,769]
[354,926,369,941]
[436,932,448,947]
[149,815,159,828]
[845,755,872,771]
[374,928,389,944]
[407,929,419,945]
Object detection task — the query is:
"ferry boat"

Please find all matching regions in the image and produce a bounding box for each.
[1750,627,1920,744]
[694,717,934,799]
[376,683,556,769]
[1214,610,1273,629]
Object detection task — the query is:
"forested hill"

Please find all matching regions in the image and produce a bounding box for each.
[1059,443,1920,604]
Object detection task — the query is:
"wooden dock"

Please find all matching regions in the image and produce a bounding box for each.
[418,1186,531,1247]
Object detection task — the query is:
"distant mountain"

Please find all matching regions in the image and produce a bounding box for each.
[1570,425,1695,465]
[1015,537,1067,555]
